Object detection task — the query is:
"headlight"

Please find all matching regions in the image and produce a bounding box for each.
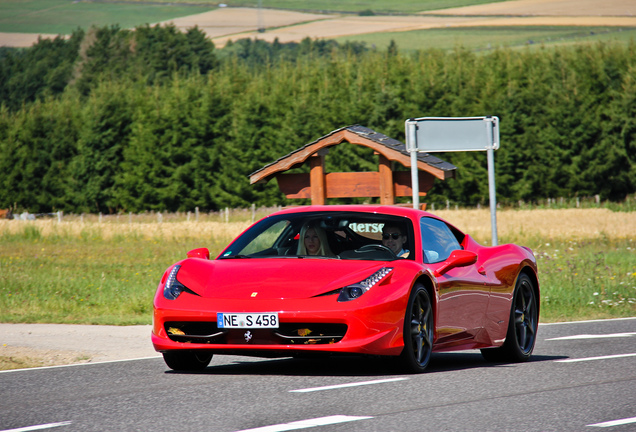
[338,267,394,302]
[164,265,185,300]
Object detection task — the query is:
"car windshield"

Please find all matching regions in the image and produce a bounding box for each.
[219,211,414,261]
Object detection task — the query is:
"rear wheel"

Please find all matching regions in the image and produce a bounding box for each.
[481,273,538,363]
[399,284,434,373]
[163,351,213,371]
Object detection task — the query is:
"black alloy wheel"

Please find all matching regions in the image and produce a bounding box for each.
[400,284,434,373]
[481,273,538,362]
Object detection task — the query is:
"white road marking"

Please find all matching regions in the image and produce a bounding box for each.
[540,317,636,325]
[234,415,373,432]
[547,332,636,341]
[555,353,636,363]
[289,377,408,393]
[0,421,72,432]
[0,356,161,374]
[587,416,636,427]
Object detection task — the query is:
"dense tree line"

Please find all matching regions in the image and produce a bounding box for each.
[0,25,634,213]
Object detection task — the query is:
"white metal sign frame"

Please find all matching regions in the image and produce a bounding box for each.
[405,116,500,245]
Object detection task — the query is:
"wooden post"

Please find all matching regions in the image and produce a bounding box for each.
[378,154,394,205]
[310,153,326,205]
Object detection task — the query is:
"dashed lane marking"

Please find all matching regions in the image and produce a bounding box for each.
[555,353,636,363]
[289,377,408,393]
[0,421,72,432]
[547,332,636,341]
[234,415,373,432]
[587,416,636,428]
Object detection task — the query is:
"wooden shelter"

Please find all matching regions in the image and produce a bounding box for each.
[249,125,456,205]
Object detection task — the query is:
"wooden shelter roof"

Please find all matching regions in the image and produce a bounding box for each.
[249,125,456,184]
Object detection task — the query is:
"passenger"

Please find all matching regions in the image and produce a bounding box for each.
[297,224,334,256]
[382,224,410,258]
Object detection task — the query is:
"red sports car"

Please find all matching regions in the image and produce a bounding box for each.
[152,205,539,373]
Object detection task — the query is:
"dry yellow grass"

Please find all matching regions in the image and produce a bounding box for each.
[433,208,636,244]
[0,219,251,242]
[2,208,634,245]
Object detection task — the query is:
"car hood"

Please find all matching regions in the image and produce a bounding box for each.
[175,257,392,300]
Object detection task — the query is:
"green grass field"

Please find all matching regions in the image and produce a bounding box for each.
[0,0,213,34]
[336,26,636,52]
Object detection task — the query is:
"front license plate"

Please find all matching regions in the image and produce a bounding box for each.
[217,313,279,329]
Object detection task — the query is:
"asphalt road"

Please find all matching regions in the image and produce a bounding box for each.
[1,318,635,432]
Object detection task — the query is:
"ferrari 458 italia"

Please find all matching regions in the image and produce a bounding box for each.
[152,205,539,373]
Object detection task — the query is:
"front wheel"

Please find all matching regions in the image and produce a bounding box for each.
[481,273,538,363]
[163,351,213,371]
[399,284,434,373]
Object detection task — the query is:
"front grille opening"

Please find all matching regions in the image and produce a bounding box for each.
[165,321,226,343]
[274,323,347,345]
[164,321,347,345]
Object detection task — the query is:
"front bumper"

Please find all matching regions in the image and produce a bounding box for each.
[152,294,406,356]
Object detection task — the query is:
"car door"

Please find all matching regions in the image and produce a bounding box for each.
[420,217,489,347]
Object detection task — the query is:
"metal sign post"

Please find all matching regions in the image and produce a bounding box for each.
[405,116,500,245]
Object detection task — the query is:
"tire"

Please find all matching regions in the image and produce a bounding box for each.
[399,284,434,373]
[163,351,213,371]
[481,273,538,363]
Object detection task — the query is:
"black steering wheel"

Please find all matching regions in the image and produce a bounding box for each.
[357,244,397,258]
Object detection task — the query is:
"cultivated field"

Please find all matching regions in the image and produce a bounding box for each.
[167,0,636,47]
[428,0,636,16]
[2,0,636,48]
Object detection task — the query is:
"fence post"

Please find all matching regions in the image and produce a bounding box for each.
[195,207,199,222]
[158,212,162,223]
[57,211,62,223]
[251,203,256,223]
[99,212,102,224]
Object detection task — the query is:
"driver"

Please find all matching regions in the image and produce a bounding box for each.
[382,224,410,258]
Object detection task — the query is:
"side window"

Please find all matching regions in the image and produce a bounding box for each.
[420,217,461,263]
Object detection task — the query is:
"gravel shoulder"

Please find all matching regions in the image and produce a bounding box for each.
[0,323,159,371]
